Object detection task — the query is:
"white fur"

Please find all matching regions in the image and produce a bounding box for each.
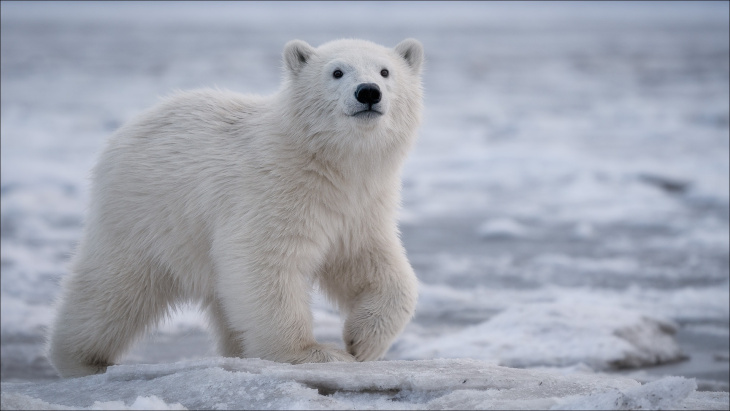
[47,38,423,377]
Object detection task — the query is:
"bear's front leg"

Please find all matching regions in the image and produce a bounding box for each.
[212,227,355,364]
[326,242,419,362]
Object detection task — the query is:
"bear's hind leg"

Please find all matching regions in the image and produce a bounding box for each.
[206,299,244,358]
[47,257,179,377]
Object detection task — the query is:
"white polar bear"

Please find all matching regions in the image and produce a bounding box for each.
[47,38,423,377]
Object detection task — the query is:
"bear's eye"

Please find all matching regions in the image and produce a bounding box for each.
[333,69,343,79]
[380,69,389,78]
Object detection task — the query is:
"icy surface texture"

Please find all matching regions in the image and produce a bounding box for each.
[397,302,684,369]
[2,358,728,410]
[1,1,728,406]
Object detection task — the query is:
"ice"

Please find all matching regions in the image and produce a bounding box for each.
[477,218,534,239]
[0,393,72,411]
[554,376,696,410]
[397,302,683,370]
[2,358,727,410]
[1,1,729,408]
[0,393,186,410]
[412,282,729,330]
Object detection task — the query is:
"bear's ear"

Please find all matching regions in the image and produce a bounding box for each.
[284,40,316,74]
[394,38,424,74]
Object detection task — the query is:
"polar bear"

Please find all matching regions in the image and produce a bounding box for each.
[47,38,423,377]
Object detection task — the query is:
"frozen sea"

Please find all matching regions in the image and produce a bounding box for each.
[1,1,728,409]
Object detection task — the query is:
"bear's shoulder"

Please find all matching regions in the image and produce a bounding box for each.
[127,88,276,134]
[158,88,271,113]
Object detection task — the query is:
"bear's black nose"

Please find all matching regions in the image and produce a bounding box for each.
[355,83,381,105]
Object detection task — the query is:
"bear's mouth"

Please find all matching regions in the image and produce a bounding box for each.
[352,109,383,119]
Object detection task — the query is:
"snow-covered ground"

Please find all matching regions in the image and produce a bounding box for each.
[3,358,729,410]
[1,1,728,409]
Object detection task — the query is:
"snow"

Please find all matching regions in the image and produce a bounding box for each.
[1,1,729,409]
[554,376,696,410]
[2,358,727,410]
[477,218,534,240]
[397,302,684,370]
[0,393,186,410]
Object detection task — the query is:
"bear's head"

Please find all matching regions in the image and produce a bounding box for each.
[279,38,424,153]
